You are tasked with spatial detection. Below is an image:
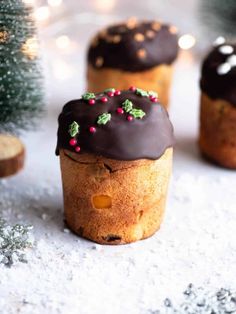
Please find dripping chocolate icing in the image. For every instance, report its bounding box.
[87,20,179,72]
[200,43,236,106]
[56,89,174,161]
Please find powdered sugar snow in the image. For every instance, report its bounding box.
[1,48,236,314]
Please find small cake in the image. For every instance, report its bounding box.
[0,134,25,178]
[199,38,236,168]
[56,87,174,244]
[87,18,179,109]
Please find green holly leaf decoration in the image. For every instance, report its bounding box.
[121,99,146,119]
[130,108,146,119]
[104,88,115,93]
[135,88,149,97]
[68,121,80,137]
[82,92,95,100]
[148,90,158,97]
[122,99,133,113]
[97,113,111,125]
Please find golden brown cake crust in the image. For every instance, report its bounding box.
[0,134,25,178]
[199,92,236,169]
[60,148,173,244]
[87,64,173,109]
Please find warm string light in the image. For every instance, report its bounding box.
[0,31,9,43]
[178,34,196,50]
[21,36,39,60]
[34,6,51,22]
[55,35,80,55]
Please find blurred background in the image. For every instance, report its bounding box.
[23,0,236,97]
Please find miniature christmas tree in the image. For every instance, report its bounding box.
[0,0,43,133]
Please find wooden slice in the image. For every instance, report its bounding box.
[0,134,25,178]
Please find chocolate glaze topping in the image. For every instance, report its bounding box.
[56,89,174,161]
[88,19,179,72]
[200,43,236,106]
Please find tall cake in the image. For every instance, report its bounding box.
[199,38,236,168]
[56,87,174,244]
[87,18,179,109]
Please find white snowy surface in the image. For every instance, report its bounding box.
[1,14,236,314]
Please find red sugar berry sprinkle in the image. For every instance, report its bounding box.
[151,97,158,103]
[88,99,95,105]
[101,97,108,103]
[89,126,96,133]
[114,90,121,96]
[107,91,114,97]
[75,146,81,153]
[129,86,136,92]
[127,115,133,121]
[116,107,124,114]
[69,138,77,146]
